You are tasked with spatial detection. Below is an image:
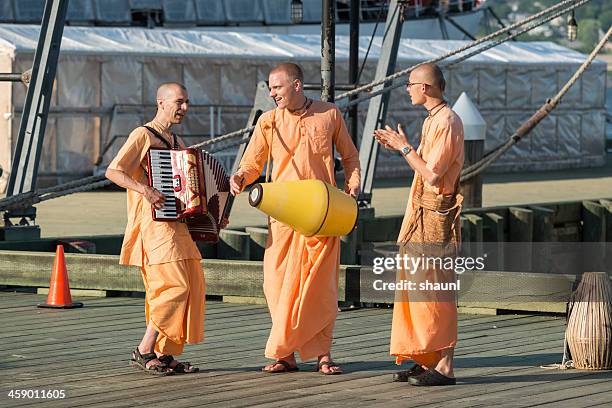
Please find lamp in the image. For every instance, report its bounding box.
[567,10,577,42]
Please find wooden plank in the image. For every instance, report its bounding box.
[217,229,251,260]
[340,230,358,265]
[509,207,533,242]
[3,292,609,408]
[460,139,484,208]
[0,251,360,302]
[482,212,505,242]
[582,200,606,242]
[546,201,583,225]
[530,205,555,273]
[34,331,563,408]
[245,226,268,261]
[463,214,483,257]
[508,207,533,272]
[530,205,555,242]
[600,199,612,242]
[482,212,504,270]
[360,215,403,243]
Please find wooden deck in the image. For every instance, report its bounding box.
[1,292,611,408]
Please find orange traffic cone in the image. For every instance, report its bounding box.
[38,245,83,309]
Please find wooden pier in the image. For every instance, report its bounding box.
[1,292,611,407]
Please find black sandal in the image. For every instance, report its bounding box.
[408,368,456,386]
[392,363,425,382]
[158,355,199,374]
[130,348,174,376]
[315,360,343,375]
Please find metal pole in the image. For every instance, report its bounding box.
[358,0,404,205]
[0,73,23,82]
[321,0,335,102]
[348,0,360,145]
[7,0,69,197]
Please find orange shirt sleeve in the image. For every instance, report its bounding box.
[108,127,150,177]
[424,122,457,178]
[331,106,360,189]
[235,114,271,185]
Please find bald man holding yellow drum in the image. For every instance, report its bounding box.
[230,63,360,375]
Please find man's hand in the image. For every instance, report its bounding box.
[374,123,411,152]
[219,217,229,229]
[143,185,165,209]
[347,185,360,199]
[230,173,245,196]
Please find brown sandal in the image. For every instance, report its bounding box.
[262,360,299,373]
[130,348,173,376]
[158,355,199,374]
[315,360,343,375]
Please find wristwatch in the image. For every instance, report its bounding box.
[400,145,413,156]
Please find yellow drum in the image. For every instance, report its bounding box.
[248,179,358,237]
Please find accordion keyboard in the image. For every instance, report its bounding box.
[148,149,178,220]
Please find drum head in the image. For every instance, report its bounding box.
[248,184,263,207]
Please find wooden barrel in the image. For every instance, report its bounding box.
[566,272,612,370]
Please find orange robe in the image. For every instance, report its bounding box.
[235,100,360,361]
[391,105,464,367]
[108,120,205,355]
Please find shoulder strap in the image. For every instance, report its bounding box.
[143,125,177,150]
[264,109,276,183]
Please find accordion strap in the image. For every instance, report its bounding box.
[143,125,179,150]
[265,109,277,183]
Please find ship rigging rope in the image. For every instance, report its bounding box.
[460,25,612,182]
[0,0,593,211]
[334,0,588,101]
[341,0,591,110]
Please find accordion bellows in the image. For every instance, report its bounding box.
[248,179,358,237]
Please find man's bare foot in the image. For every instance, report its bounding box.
[316,354,342,375]
[262,354,298,373]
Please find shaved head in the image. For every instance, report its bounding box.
[156,82,187,100]
[411,63,446,92]
[270,63,304,84]
[154,82,189,125]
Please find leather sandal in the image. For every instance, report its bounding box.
[262,360,299,373]
[408,368,456,386]
[392,363,425,382]
[315,360,343,375]
[130,348,173,376]
[158,355,199,374]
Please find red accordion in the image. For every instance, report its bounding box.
[146,147,232,242]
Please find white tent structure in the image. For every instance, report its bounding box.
[0,24,607,190]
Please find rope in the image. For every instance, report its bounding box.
[0,123,256,211]
[189,125,255,149]
[340,0,590,110]
[357,0,388,84]
[0,0,592,211]
[460,25,611,182]
[335,0,586,101]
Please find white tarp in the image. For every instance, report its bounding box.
[0,24,607,189]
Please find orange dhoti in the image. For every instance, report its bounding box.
[141,259,205,356]
[391,175,462,368]
[234,101,361,362]
[263,220,340,361]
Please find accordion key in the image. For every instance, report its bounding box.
[147,148,233,242]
